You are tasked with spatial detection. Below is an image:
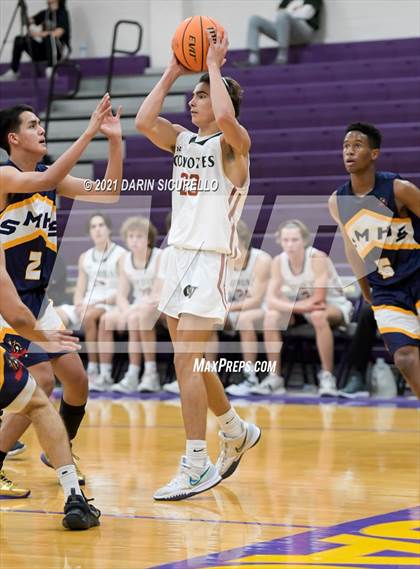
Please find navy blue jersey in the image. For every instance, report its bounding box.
[335,171,420,288]
[0,161,57,293]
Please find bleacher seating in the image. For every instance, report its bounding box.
[37,36,418,287]
[2,36,419,381]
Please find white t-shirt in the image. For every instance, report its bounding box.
[279,246,348,305]
[123,247,161,304]
[82,242,125,304]
[229,248,264,302]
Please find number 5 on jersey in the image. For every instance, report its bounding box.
[375,257,395,279]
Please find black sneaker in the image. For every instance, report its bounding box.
[339,374,369,398]
[62,489,101,530]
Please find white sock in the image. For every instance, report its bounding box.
[217,407,245,439]
[144,361,157,373]
[186,440,208,469]
[127,364,140,377]
[56,464,82,500]
[87,362,98,375]
[100,363,112,377]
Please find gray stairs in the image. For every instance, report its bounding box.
[43,72,197,168]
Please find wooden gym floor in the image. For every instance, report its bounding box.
[0,394,419,568]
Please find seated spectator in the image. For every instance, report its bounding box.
[219,220,272,396]
[0,0,71,81]
[252,219,353,396]
[56,213,125,386]
[95,217,162,393]
[238,0,323,67]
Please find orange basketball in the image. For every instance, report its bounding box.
[172,16,225,73]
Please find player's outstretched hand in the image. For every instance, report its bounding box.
[85,93,113,138]
[39,329,81,353]
[100,105,123,140]
[206,29,228,69]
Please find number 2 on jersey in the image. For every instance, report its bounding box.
[25,251,42,280]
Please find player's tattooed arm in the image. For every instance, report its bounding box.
[394,179,420,217]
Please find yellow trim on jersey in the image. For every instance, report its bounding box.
[359,241,420,259]
[343,208,410,232]
[379,327,420,339]
[416,300,420,309]
[0,347,4,390]
[0,327,17,342]
[0,193,56,217]
[372,305,417,317]
[2,229,57,252]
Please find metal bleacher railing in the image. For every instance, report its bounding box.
[106,20,143,95]
[44,60,82,142]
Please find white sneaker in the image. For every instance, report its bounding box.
[225,376,258,396]
[318,370,338,397]
[215,422,261,480]
[163,380,180,394]
[87,372,100,390]
[138,370,160,393]
[250,374,286,395]
[0,69,18,81]
[153,456,221,501]
[111,372,139,393]
[90,373,113,392]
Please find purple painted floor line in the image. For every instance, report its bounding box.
[79,423,419,434]
[0,506,319,529]
[53,389,420,409]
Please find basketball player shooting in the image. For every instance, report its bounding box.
[136,28,261,501]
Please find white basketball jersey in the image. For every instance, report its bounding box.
[123,247,161,303]
[229,248,262,302]
[279,247,347,304]
[82,243,125,304]
[168,131,249,259]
